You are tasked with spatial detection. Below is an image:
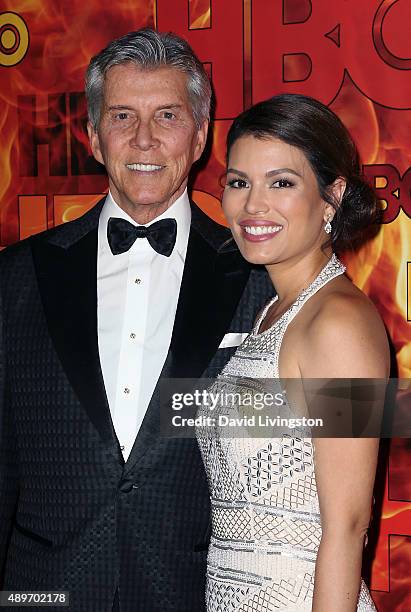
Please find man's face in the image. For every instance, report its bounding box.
[88,63,208,223]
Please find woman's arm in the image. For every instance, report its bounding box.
[299,293,389,612]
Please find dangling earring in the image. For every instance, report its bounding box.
[324,217,332,234]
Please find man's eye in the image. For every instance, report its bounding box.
[160,111,176,120]
[273,178,293,188]
[227,178,249,189]
[114,112,129,121]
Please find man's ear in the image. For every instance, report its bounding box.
[87,121,104,166]
[193,119,209,163]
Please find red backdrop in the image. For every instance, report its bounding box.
[0,1,410,608]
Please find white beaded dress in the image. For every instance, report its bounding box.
[196,255,377,612]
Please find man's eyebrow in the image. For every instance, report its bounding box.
[156,104,183,109]
[106,104,184,111]
[106,105,135,111]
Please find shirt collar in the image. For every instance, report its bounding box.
[99,188,191,258]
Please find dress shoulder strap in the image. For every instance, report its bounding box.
[286,254,346,326]
[268,254,345,377]
[253,295,278,334]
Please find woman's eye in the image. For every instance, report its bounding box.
[227,178,249,189]
[273,178,293,188]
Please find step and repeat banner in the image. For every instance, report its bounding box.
[0,0,410,608]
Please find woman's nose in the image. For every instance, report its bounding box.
[244,187,270,215]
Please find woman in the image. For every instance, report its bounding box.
[196,94,389,611]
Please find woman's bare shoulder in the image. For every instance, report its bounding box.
[298,279,390,377]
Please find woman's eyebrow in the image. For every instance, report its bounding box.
[266,168,302,178]
[226,168,248,178]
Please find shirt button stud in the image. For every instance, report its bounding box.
[124,387,130,394]
[135,278,141,284]
[130,333,136,339]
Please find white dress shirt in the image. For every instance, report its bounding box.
[97,190,191,460]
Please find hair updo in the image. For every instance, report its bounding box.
[226,94,378,252]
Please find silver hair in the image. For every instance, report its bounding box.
[85,28,211,129]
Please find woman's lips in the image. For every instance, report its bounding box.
[239,221,283,242]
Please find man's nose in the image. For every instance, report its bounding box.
[129,120,158,150]
[244,187,270,215]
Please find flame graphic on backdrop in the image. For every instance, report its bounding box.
[372,535,411,610]
[189,0,211,29]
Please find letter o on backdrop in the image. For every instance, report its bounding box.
[0,12,29,67]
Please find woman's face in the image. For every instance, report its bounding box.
[222,135,334,266]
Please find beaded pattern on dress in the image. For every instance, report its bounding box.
[197,254,377,611]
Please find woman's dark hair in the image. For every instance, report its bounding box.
[226,94,378,251]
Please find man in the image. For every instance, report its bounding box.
[0,29,272,611]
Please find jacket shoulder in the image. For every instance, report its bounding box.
[190,200,234,252]
[0,198,105,264]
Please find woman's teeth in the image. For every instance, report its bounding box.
[243,225,282,235]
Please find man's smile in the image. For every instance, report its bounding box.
[125,163,165,172]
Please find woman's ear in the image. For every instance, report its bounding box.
[323,177,346,222]
[330,177,346,207]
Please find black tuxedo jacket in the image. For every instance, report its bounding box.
[0,199,273,611]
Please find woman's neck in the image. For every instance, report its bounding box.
[266,249,334,307]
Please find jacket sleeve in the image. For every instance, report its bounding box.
[0,278,19,585]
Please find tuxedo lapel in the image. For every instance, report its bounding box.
[123,203,250,473]
[31,202,124,465]
[167,226,249,379]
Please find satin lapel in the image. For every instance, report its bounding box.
[167,226,250,379]
[123,219,250,473]
[32,228,123,463]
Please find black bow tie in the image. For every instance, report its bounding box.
[107,217,177,257]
